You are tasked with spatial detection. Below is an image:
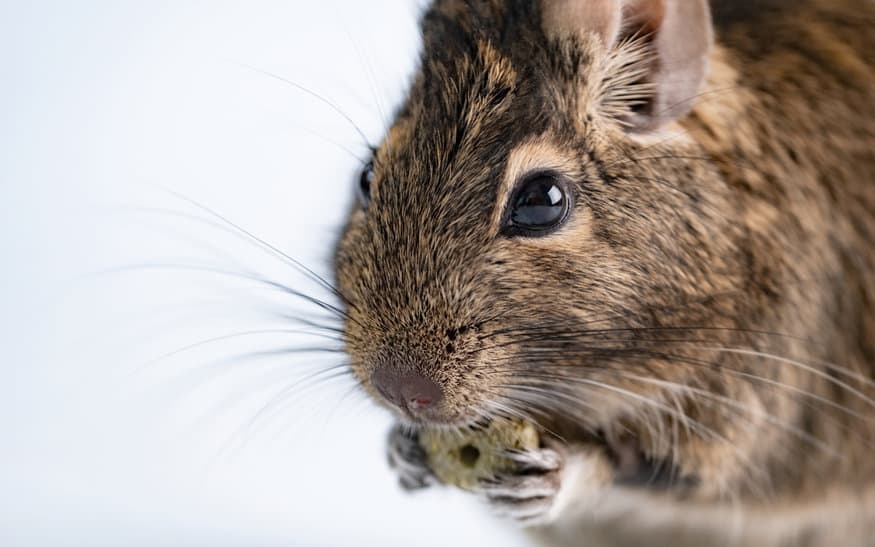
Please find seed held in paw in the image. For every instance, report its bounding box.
[419,418,539,491]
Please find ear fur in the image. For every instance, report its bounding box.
[542,0,714,132]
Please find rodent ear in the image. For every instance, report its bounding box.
[542,0,714,132]
[542,0,623,47]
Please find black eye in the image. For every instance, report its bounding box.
[502,173,571,237]
[358,161,375,207]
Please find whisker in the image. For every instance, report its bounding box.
[331,2,393,143]
[154,186,349,305]
[514,372,726,444]
[102,262,350,320]
[481,392,567,443]
[293,125,369,165]
[489,339,873,422]
[223,364,354,454]
[313,378,367,432]
[268,312,346,335]
[134,329,344,373]
[495,369,773,491]
[697,346,875,410]
[615,372,841,459]
[235,62,373,148]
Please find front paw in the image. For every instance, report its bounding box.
[387,424,436,491]
[476,446,563,526]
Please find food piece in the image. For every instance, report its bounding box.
[419,418,539,490]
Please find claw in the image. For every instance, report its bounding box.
[501,447,562,472]
[478,473,559,498]
[386,424,436,492]
[475,446,565,526]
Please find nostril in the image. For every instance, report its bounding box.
[371,368,443,413]
[400,372,443,411]
[408,395,433,410]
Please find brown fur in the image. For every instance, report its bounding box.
[334,0,875,544]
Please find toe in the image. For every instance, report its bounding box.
[478,473,559,498]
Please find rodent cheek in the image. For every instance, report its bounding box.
[333,230,370,305]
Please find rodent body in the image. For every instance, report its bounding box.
[333,1,875,545]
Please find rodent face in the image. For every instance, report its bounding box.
[335,1,747,433]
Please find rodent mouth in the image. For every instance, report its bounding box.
[395,406,477,429]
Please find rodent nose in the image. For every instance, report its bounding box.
[371,368,443,413]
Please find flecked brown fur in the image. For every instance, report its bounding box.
[334,1,875,544]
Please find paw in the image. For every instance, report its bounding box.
[476,446,563,526]
[386,424,435,491]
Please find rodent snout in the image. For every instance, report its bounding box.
[371,368,444,416]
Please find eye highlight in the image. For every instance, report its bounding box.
[357,161,375,207]
[502,172,571,237]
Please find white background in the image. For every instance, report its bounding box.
[0,2,528,546]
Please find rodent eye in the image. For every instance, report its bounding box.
[358,161,375,208]
[502,172,571,237]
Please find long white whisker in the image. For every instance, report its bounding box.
[616,372,841,459]
[695,346,875,409]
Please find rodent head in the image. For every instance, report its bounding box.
[335,0,740,434]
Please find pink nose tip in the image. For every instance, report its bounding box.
[371,369,443,413]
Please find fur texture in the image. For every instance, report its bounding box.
[333,0,875,545]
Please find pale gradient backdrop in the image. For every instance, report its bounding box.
[0,2,527,546]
